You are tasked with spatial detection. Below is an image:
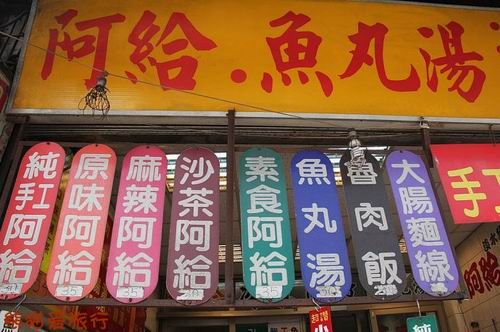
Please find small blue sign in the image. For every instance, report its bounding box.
[291,150,351,302]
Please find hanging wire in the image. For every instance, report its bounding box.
[2,293,27,330]
[78,71,110,117]
[311,297,321,311]
[416,297,422,317]
[13,293,26,312]
[0,30,353,129]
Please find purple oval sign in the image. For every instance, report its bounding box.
[386,150,459,296]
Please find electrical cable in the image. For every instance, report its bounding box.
[0,30,353,129]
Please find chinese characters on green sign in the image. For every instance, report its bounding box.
[239,148,295,302]
[407,315,439,332]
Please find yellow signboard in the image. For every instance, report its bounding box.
[11,0,500,119]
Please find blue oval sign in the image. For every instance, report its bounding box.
[291,150,351,302]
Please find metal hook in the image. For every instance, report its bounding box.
[13,293,27,312]
[312,297,321,312]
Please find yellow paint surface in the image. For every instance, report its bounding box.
[12,0,500,118]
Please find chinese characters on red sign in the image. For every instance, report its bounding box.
[40,9,493,102]
[309,307,334,332]
[431,144,500,224]
[0,142,65,300]
[106,145,167,303]
[47,144,116,301]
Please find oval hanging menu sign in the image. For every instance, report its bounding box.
[166,147,220,305]
[290,150,351,303]
[239,147,295,302]
[340,150,406,300]
[106,145,167,303]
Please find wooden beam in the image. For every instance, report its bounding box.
[0,293,464,310]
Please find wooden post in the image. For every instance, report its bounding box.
[0,123,25,220]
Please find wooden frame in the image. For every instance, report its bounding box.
[0,115,468,311]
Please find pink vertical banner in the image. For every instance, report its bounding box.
[0,142,65,299]
[166,147,220,305]
[106,145,167,303]
[47,144,116,301]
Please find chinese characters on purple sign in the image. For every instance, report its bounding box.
[386,150,458,296]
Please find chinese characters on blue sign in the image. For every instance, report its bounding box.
[290,150,351,303]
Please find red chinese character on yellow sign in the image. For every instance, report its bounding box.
[431,144,500,224]
[41,9,125,89]
[339,22,420,92]
[125,11,217,90]
[418,21,485,103]
[259,11,333,97]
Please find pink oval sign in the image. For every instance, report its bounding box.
[106,145,167,303]
[0,142,65,299]
[47,144,116,301]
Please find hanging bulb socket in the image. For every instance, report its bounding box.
[96,71,108,89]
[348,129,364,163]
[78,70,110,117]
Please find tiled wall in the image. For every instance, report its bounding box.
[444,223,500,332]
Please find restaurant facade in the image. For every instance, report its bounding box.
[0,0,499,331]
